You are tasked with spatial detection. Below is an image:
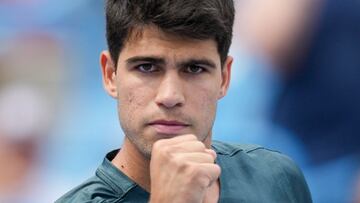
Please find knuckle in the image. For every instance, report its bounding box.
[170,154,188,169]
[188,166,206,181]
[197,173,211,189]
[152,140,163,151]
[177,160,190,172]
[206,153,215,163]
[186,134,197,140]
[196,142,206,150]
[170,154,180,165]
[184,164,196,176]
[159,147,171,159]
[153,143,172,160]
[214,164,221,176]
[183,164,217,189]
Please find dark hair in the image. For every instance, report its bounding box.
[105,0,235,67]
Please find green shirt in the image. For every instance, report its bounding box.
[56,141,312,203]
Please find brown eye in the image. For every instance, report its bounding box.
[137,63,157,73]
[186,65,204,74]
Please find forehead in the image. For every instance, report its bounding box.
[118,26,221,64]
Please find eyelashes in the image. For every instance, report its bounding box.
[134,63,207,74]
[136,63,158,73]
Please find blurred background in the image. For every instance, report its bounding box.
[0,0,359,202]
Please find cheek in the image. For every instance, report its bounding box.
[202,91,218,117]
[119,90,138,117]
[188,88,218,139]
[117,91,142,135]
[117,83,152,123]
[190,85,219,120]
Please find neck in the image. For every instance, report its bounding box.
[112,137,151,191]
[203,131,213,149]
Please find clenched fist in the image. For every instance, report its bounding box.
[149,134,220,203]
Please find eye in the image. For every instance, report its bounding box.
[185,65,205,74]
[136,63,158,73]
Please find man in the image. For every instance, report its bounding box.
[56,0,312,202]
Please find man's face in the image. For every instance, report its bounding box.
[101,26,232,158]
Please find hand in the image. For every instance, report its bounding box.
[149,134,220,203]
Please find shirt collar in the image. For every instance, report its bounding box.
[96,149,137,197]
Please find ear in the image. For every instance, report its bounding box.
[218,56,233,99]
[100,51,117,99]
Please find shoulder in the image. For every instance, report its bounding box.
[212,140,305,179]
[212,140,265,155]
[55,150,134,203]
[212,140,312,202]
[55,174,122,203]
[212,140,301,171]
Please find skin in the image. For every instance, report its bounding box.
[101,26,232,203]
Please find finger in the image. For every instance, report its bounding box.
[171,140,206,153]
[174,152,215,164]
[157,134,198,145]
[204,149,217,160]
[197,163,221,187]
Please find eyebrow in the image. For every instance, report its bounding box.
[178,58,217,69]
[126,56,165,65]
[125,56,217,69]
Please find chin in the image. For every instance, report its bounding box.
[135,139,154,159]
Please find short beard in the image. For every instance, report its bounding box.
[126,134,153,160]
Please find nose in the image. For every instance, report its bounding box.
[155,72,185,109]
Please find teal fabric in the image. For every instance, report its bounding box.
[56,141,312,203]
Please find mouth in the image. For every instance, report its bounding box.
[148,120,190,135]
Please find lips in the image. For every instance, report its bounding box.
[148,120,190,135]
